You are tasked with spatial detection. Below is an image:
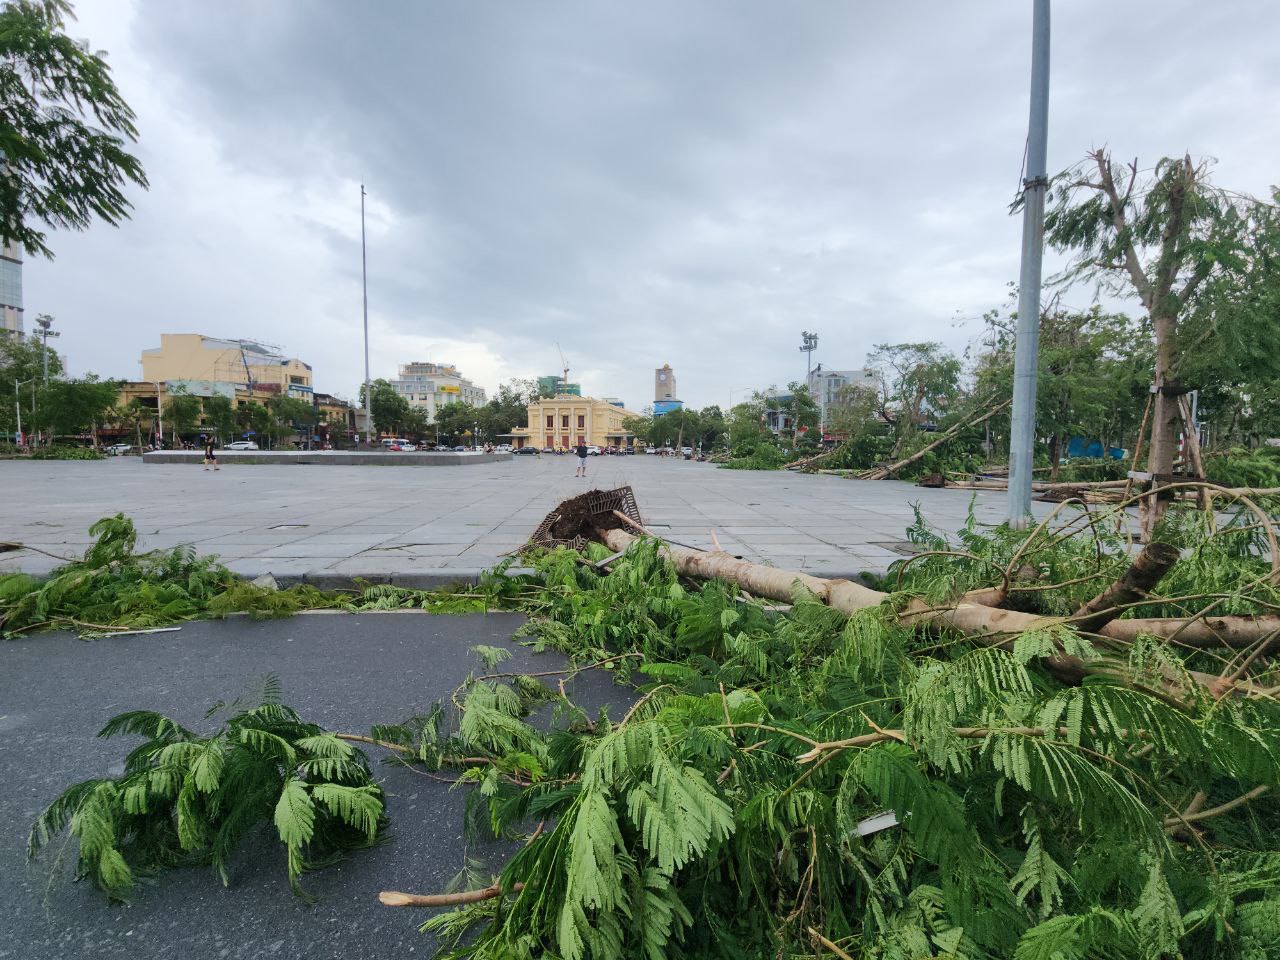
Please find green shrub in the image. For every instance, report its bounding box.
[1054,457,1129,482]
[1205,447,1280,488]
[26,445,104,460]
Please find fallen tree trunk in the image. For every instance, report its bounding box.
[858,401,1010,481]
[596,528,1267,699]
[1070,541,1182,634]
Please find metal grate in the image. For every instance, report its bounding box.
[528,485,643,551]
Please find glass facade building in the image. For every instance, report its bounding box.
[0,243,22,337]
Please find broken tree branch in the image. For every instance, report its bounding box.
[379,881,525,908]
[858,401,1011,481]
[1070,541,1182,633]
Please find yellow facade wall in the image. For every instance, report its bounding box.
[509,394,642,450]
[141,334,312,394]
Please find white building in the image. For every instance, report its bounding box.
[390,362,487,420]
[808,365,883,428]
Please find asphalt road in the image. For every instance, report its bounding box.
[0,612,630,960]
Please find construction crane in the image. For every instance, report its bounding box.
[556,342,570,391]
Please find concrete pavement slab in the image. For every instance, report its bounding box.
[0,457,1058,580]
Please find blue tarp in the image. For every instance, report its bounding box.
[1066,437,1126,460]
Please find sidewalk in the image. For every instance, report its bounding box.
[0,456,1051,585]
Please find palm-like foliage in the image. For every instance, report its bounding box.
[29,683,386,899]
[419,513,1280,959]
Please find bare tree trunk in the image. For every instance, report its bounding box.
[1141,317,1182,540]
[1048,434,1061,482]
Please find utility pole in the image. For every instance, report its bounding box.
[1006,0,1051,530]
[360,184,372,445]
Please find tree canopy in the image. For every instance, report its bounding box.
[0,0,148,257]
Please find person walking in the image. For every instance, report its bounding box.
[202,434,220,471]
[575,440,588,478]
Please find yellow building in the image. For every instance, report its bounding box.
[509,393,642,451]
[141,334,313,398]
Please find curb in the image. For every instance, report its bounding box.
[272,568,536,591]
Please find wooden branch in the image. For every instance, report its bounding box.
[1070,541,1182,633]
[1161,786,1270,828]
[595,527,1257,703]
[1092,150,1155,310]
[859,400,1010,481]
[379,881,525,908]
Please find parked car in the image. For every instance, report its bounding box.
[495,443,512,452]
[681,446,693,458]
[433,444,449,451]
[225,440,259,451]
[513,446,539,455]
[388,442,418,451]
[453,445,466,452]
[105,443,134,456]
[586,445,601,456]
[644,447,657,455]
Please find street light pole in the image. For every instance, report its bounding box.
[152,381,163,448]
[35,314,58,384]
[360,184,372,446]
[799,331,818,386]
[1007,0,1051,530]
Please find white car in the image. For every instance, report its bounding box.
[105,443,133,456]
[681,446,693,457]
[495,443,512,452]
[225,440,260,451]
[586,445,601,456]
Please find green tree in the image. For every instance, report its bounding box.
[235,401,271,445]
[0,332,61,441]
[1044,151,1276,525]
[974,305,1152,476]
[0,0,148,257]
[359,379,411,437]
[163,386,201,444]
[266,394,317,448]
[867,342,961,441]
[726,399,773,457]
[202,395,236,444]
[43,374,117,444]
[433,400,479,444]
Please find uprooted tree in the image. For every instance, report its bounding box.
[24,487,1280,958]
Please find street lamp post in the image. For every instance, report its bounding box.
[473,422,478,451]
[34,314,59,384]
[360,184,372,446]
[799,331,818,385]
[151,381,163,448]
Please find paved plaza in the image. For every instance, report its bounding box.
[0,456,1051,583]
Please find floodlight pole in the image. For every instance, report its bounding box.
[1007,0,1051,529]
[361,184,372,445]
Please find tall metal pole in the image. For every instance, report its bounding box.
[1006,0,1051,530]
[360,184,372,445]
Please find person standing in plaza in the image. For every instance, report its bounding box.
[202,434,220,471]
[575,440,588,478]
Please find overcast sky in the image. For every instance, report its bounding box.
[27,1,1280,409]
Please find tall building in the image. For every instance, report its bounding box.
[654,363,677,401]
[0,241,22,338]
[141,334,313,398]
[808,365,882,428]
[508,392,643,451]
[653,363,683,415]
[537,374,580,397]
[390,362,487,420]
